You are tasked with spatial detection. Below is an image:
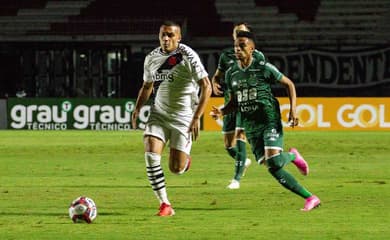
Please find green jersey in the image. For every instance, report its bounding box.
[217,48,265,102]
[225,54,283,136]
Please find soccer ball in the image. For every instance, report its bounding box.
[68,196,97,223]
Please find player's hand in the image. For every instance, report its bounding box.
[212,81,223,96]
[210,106,222,120]
[131,109,139,129]
[188,117,200,141]
[288,114,299,128]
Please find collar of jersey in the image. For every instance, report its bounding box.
[237,57,254,71]
[159,44,180,56]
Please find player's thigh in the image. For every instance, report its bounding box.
[235,111,245,141]
[169,128,192,172]
[144,116,169,154]
[144,135,165,154]
[169,126,192,157]
[222,113,236,133]
[247,134,265,163]
[263,128,284,159]
[169,148,189,172]
[235,128,246,141]
[223,113,237,147]
[224,132,236,148]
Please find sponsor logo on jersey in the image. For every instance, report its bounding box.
[240,104,259,112]
[154,71,173,82]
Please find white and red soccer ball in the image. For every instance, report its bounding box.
[68,196,97,223]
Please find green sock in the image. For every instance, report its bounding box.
[268,154,312,198]
[283,152,295,164]
[233,140,247,181]
[226,147,237,160]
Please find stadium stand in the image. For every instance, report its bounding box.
[60,0,231,36]
[0,0,388,46]
[0,0,232,98]
[0,1,388,98]
[0,0,232,39]
[0,1,92,34]
[215,0,390,47]
[0,0,47,15]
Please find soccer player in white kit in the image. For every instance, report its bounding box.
[131,20,212,216]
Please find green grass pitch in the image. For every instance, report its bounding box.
[0,130,389,240]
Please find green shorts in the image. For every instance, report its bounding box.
[247,127,284,162]
[222,112,237,133]
[222,111,244,134]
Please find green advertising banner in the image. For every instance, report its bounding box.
[6,98,146,130]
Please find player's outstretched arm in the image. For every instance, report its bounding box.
[279,75,299,127]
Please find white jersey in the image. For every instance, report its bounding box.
[143,43,208,118]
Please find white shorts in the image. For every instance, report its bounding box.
[144,111,192,155]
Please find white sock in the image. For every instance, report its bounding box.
[145,152,170,205]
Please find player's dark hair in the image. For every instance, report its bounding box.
[234,22,253,33]
[236,30,256,44]
[161,20,181,29]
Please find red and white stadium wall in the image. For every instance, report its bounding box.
[2,97,390,131]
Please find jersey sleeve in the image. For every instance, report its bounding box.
[224,67,233,94]
[143,55,153,83]
[190,51,209,81]
[224,67,238,106]
[265,62,283,83]
[217,52,229,73]
[254,50,266,62]
[218,47,237,73]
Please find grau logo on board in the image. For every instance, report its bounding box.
[8,99,136,130]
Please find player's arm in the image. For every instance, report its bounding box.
[189,76,212,140]
[210,94,237,119]
[210,67,236,119]
[279,75,298,127]
[131,81,153,129]
[211,69,224,96]
[219,94,237,115]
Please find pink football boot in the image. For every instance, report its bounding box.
[289,148,309,176]
[301,195,321,211]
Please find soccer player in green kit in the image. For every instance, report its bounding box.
[211,31,321,211]
[212,23,266,189]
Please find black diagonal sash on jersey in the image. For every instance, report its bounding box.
[157,53,183,73]
[151,53,183,101]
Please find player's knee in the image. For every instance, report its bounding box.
[169,164,180,174]
[257,156,265,165]
[173,155,191,175]
[144,152,161,167]
[266,153,284,173]
[223,133,236,148]
[236,130,245,140]
[226,147,237,158]
[168,157,187,174]
[169,162,187,175]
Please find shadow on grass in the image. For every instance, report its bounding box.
[132,206,245,211]
[0,211,126,216]
[59,185,206,189]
